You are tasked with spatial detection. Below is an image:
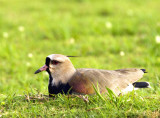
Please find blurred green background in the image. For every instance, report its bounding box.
[0,0,160,117]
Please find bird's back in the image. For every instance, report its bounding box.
[69,68,144,95]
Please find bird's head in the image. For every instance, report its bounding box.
[35,54,76,75]
[34,54,76,85]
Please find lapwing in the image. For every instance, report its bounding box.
[34,54,150,96]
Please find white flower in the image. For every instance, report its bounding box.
[120,51,125,56]
[105,21,112,29]
[26,62,31,67]
[3,32,9,38]
[69,38,75,44]
[28,53,33,58]
[18,26,25,32]
[155,35,160,44]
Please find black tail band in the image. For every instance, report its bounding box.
[133,82,150,88]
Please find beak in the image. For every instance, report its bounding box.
[34,65,48,74]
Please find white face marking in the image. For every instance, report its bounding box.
[47,54,55,59]
[49,76,57,86]
[52,79,59,86]
[47,54,69,62]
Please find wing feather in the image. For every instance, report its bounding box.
[69,68,144,95]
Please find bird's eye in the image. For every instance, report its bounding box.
[51,60,59,65]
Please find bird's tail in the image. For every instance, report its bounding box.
[121,82,150,94]
[132,82,150,88]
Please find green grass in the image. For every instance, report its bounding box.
[0,0,160,117]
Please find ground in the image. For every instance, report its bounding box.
[0,0,160,117]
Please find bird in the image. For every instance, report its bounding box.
[34,54,150,96]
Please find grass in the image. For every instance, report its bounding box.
[0,0,160,117]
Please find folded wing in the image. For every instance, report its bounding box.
[69,68,145,95]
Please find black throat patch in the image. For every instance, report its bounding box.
[48,74,72,96]
[45,57,72,96]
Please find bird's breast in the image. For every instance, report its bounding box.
[48,74,72,95]
[48,82,72,95]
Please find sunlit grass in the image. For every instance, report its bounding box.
[0,0,160,117]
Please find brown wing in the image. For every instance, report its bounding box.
[68,68,145,95]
